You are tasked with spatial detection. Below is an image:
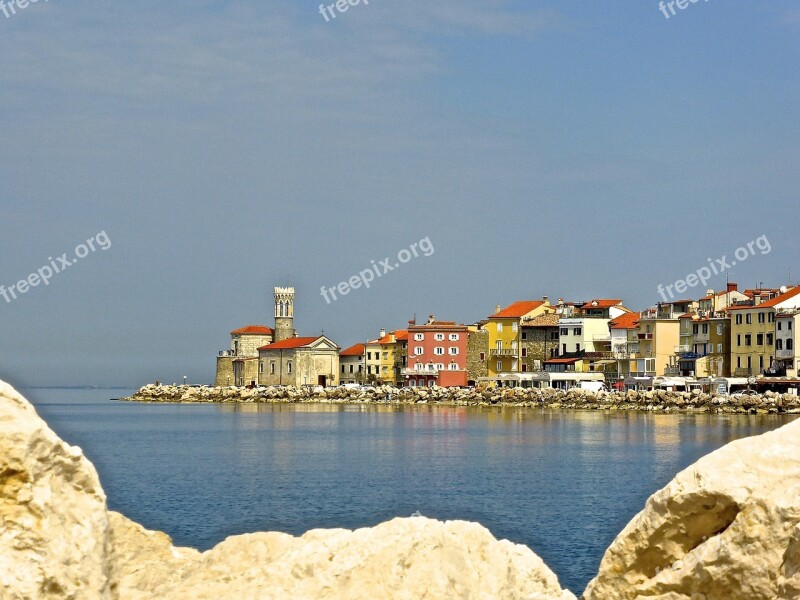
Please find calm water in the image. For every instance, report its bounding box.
[23,388,796,594]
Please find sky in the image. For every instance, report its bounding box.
[0,0,798,387]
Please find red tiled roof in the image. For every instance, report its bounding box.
[609,312,640,330]
[678,313,696,319]
[544,358,580,364]
[258,337,320,351]
[340,343,366,357]
[758,286,800,308]
[231,325,274,335]
[490,301,544,319]
[583,299,623,309]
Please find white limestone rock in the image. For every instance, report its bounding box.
[583,416,800,600]
[0,381,110,600]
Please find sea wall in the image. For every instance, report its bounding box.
[123,383,800,414]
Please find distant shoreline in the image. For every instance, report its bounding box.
[121,384,800,415]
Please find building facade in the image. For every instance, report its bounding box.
[404,317,469,387]
[257,336,340,387]
[339,343,366,384]
[487,299,552,380]
[214,325,274,386]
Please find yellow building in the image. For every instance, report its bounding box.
[365,329,408,385]
[729,287,800,377]
[629,314,679,378]
[487,298,552,379]
[671,314,730,378]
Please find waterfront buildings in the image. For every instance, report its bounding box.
[487,299,553,378]
[212,280,800,390]
[404,316,469,387]
[729,287,800,377]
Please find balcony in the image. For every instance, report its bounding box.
[695,333,710,343]
[638,333,653,341]
[613,352,634,360]
[592,333,611,342]
[674,345,692,354]
[733,368,756,377]
[490,348,518,357]
[218,350,236,357]
[402,367,438,376]
[664,366,682,377]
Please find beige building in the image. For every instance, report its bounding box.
[340,343,366,384]
[214,325,274,386]
[257,336,340,387]
[629,312,680,378]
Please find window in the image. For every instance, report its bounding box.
[702,324,709,334]
[767,333,774,346]
[746,313,752,325]
[573,328,582,336]
[497,323,503,332]
[550,331,559,341]
[757,334,764,346]
[511,360,518,370]
[778,321,783,331]
[367,352,372,360]
[735,314,743,325]
[522,364,528,372]
[576,343,581,352]
[449,363,459,371]
[434,347,445,355]
[789,339,795,350]
[287,361,292,374]
[449,347,459,355]
[758,313,766,324]
[414,333,424,341]
[790,321,794,330]
[745,334,752,347]
[270,361,276,374]
[434,333,445,341]
[349,365,354,373]
[693,324,699,334]
[496,361,502,371]
[259,362,264,374]
[717,343,723,353]
[769,313,775,323]
[737,334,741,347]
[382,352,388,360]
[479,352,486,361]
[777,339,784,351]
[496,340,502,351]
[560,328,568,336]
[415,363,424,371]
[512,322,518,332]
[449,333,459,341]
[436,363,445,371]
[521,331,527,340]
[717,324,724,336]
[414,347,423,355]
[521,348,527,357]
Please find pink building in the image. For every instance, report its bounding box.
[404,316,469,387]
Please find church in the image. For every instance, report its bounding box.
[214,287,340,387]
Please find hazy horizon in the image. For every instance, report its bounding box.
[1,1,798,387]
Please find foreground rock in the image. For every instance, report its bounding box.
[583,415,800,600]
[123,383,800,414]
[0,381,574,600]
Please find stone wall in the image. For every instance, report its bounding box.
[466,329,488,383]
[213,356,235,387]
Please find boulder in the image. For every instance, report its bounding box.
[583,416,800,600]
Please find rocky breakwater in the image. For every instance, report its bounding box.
[124,383,800,414]
[0,381,575,600]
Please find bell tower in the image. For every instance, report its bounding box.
[274,287,296,342]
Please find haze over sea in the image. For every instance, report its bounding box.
[26,387,796,594]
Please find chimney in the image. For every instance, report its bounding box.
[727,282,738,293]
[495,304,501,314]
[427,314,435,325]
[543,296,550,305]
[380,328,386,338]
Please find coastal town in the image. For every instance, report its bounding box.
[213,283,800,396]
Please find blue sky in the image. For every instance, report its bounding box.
[1,1,798,386]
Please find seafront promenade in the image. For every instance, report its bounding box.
[123,383,800,414]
